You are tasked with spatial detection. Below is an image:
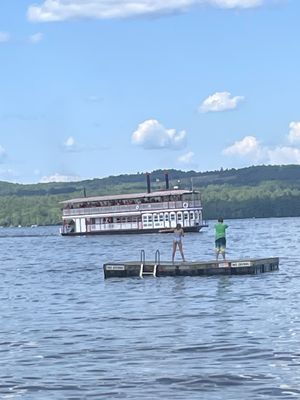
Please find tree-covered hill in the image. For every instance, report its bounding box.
[1,165,300,226]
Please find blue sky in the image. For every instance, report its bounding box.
[0,0,300,183]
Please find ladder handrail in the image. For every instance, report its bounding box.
[139,263,144,278]
[153,264,157,277]
[140,249,145,264]
[140,250,145,278]
[140,249,159,278]
[155,249,160,265]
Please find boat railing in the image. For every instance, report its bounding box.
[62,200,202,217]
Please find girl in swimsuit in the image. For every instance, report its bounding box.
[172,223,186,263]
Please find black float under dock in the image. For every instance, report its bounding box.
[103,257,279,279]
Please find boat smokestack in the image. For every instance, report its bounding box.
[146,172,151,193]
[164,171,169,190]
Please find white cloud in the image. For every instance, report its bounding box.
[199,91,244,113]
[86,95,103,103]
[65,136,75,146]
[178,151,195,164]
[27,0,266,22]
[63,136,76,151]
[211,0,263,8]
[0,32,10,43]
[40,173,81,183]
[266,146,300,165]
[62,136,102,152]
[132,119,187,150]
[29,32,44,44]
[0,168,16,179]
[287,121,300,144]
[223,124,300,165]
[223,136,260,157]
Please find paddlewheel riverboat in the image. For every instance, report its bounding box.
[60,173,207,236]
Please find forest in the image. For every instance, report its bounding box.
[1,164,300,226]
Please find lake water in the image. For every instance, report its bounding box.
[0,217,299,399]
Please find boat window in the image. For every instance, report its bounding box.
[184,212,189,220]
[147,196,160,203]
[177,212,182,220]
[190,212,194,220]
[164,214,169,221]
[154,214,158,222]
[148,215,153,222]
[159,213,164,222]
[182,193,200,202]
[170,213,175,221]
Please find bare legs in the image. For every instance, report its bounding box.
[172,241,185,263]
[216,249,226,261]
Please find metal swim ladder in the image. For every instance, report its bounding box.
[139,249,160,278]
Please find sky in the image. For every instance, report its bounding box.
[0,0,300,183]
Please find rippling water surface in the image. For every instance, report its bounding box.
[1,217,300,399]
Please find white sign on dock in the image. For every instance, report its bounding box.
[105,265,125,271]
[231,261,252,268]
[219,262,229,268]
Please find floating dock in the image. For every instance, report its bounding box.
[103,257,279,279]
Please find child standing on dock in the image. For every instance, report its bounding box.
[172,223,186,263]
[215,218,228,260]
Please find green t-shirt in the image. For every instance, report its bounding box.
[215,222,228,240]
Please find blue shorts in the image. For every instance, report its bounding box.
[215,237,226,252]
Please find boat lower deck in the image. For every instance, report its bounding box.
[103,257,279,279]
[61,225,206,236]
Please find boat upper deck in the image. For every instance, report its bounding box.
[61,189,198,205]
[61,189,202,218]
[62,200,202,217]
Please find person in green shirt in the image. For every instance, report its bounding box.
[214,217,229,260]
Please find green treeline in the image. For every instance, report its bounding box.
[1,165,300,226]
[0,195,63,227]
[202,182,300,219]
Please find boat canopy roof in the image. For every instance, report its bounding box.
[60,189,199,205]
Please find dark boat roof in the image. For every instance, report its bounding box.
[60,189,198,205]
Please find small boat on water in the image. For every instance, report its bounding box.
[60,172,207,236]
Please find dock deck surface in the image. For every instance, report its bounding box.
[103,257,279,279]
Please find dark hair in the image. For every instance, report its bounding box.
[176,223,182,229]
[218,217,223,223]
